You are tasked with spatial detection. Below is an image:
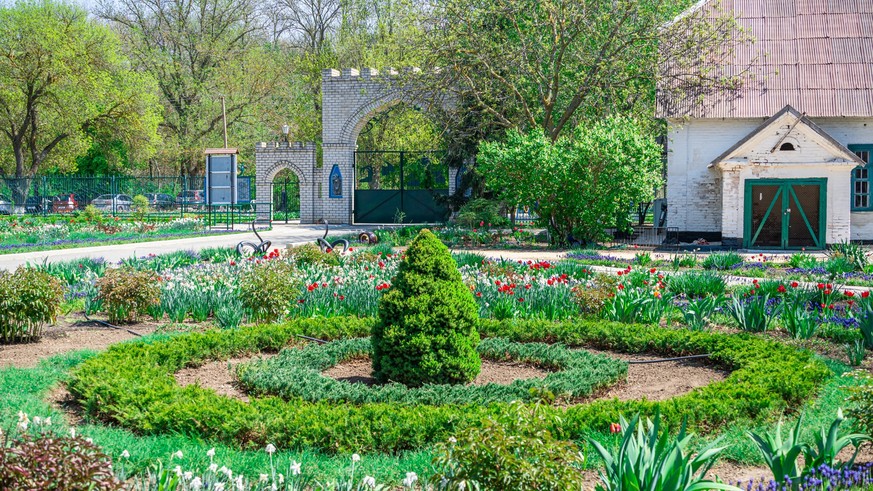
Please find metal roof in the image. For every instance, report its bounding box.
[657,0,873,119]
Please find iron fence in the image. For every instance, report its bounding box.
[0,175,256,223]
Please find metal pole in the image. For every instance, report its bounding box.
[221,96,228,149]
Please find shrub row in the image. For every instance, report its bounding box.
[236,337,627,405]
[68,317,831,454]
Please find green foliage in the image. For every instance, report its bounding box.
[588,412,739,491]
[633,252,653,266]
[478,118,663,244]
[845,370,873,435]
[702,252,743,271]
[845,341,866,367]
[802,409,871,472]
[286,243,341,267]
[0,267,64,343]
[787,252,819,270]
[0,0,160,180]
[431,403,585,491]
[96,266,160,323]
[237,337,626,405]
[68,317,831,454]
[727,294,781,333]
[132,194,150,221]
[454,198,509,228]
[825,256,855,276]
[857,309,873,349]
[667,271,726,298]
[681,296,721,331]
[238,260,299,323]
[603,287,672,324]
[83,204,104,224]
[372,229,481,386]
[781,303,819,340]
[0,433,121,490]
[828,242,869,272]
[747,416,806,483]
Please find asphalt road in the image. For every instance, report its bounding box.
[0,223,367,270]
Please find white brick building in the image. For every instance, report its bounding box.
[660,0,873,249]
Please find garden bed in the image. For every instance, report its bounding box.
[67,316,830,453]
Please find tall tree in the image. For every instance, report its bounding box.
[416,0,754,141]
[0,0,160,203]
[98,0,288,175]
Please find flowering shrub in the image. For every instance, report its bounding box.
[238,259,299,323]
[96,266,161,323]
[0,267,64,343]
[286,242,341,267]
[571,273,618,314]
[372,229,481,386]
[431,402,585,491]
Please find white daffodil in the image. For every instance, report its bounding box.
[183,471,193,480]
[207,447,216,458]
[265,443,276,454]
[363,476,377,488]
[403,471,418,488]
[173,450,183,459]
[44,417,51,426]
[209,463,218,473]
[189,477,203,490]
[259,474,268,482]
[290,461,301,476]
[121,450,130,459]
[352,453,361,463]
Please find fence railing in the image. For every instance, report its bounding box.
[0,175,255,222]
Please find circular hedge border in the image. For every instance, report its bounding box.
[68,317,832,454]
[236,337,627,405]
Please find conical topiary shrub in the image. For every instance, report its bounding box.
[372,229,481,386]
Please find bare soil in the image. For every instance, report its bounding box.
[322,357,553,386]
[584,349,729,401]
[174,355,275,402]
[0,320,156,369]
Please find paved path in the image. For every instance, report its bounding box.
[0,224,366,270]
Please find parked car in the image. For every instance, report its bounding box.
[91,194,134,212]
[0,195,12,215]
[176,190,204,207]
[144,193,175,210]
[51,193,79,213]
[25,196,52,214]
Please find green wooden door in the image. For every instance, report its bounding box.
[744,179,826,249]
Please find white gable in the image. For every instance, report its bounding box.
[709,106,865,168]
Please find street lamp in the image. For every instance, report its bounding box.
[281,123,289,142]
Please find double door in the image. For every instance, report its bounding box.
[744,179,826,249]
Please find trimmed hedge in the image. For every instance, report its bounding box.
[236,337,627,405]
[68,317,831,454]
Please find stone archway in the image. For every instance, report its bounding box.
[254,143,317,223]
[255,68,455,224]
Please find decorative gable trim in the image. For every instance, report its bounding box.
[708,105,866,169]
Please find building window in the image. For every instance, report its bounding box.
[779,142,796,151]
[850,145,873,211]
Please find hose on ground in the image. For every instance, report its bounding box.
[82,311,143,337]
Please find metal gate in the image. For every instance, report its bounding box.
[272,172,300,223]
[744,178,826,249]
[354,151,449,223]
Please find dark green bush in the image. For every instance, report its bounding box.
[68,316,831,454]
[455,198,510,228]
[237,337,626,405]
[431,403,585,491]
[372,229,481,386]
[0,267,64,343]
[96,266,161,323]
[846,370,873,435]
[238,260,299,323]
[0,433,121,490]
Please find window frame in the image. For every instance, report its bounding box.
[849,144,873,211]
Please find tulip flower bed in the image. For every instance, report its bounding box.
[0,215,229,254]
[67,316,829,454]
[235,337,627,405]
